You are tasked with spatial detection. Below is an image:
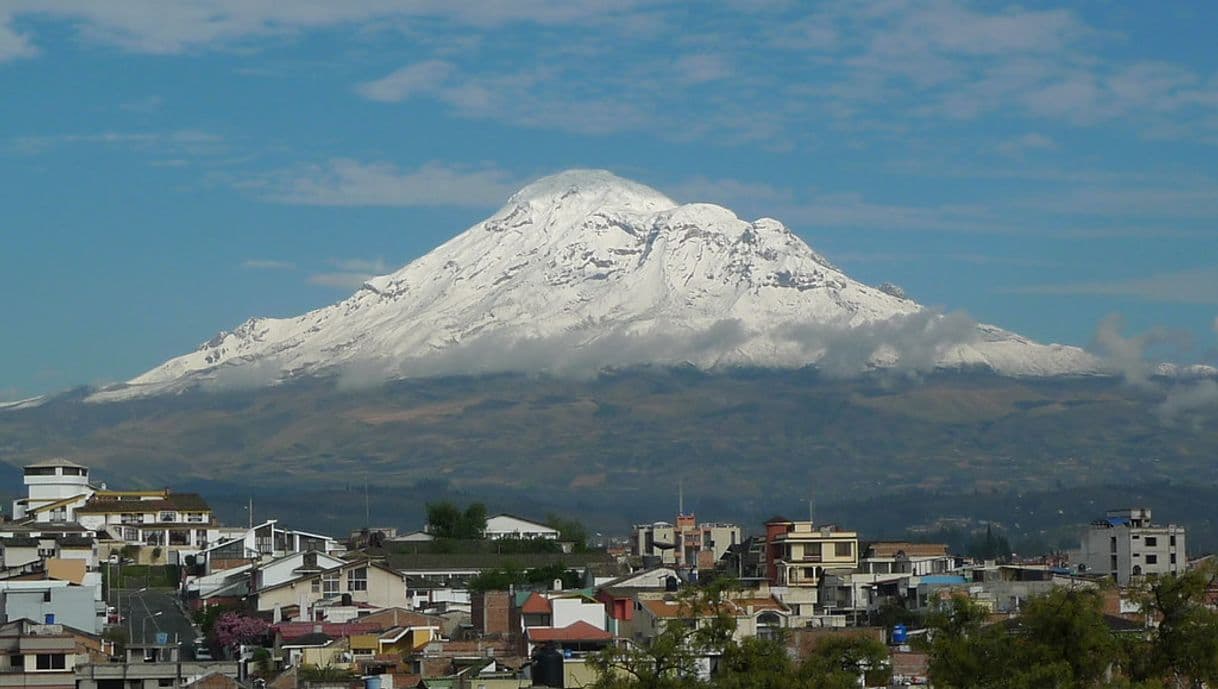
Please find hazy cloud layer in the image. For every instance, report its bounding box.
[250,160,522,208]
[308,257,389,290]
[1008,266,1218,305]
[241,259,295,270]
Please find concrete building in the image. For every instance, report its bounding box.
[255,559,409,621]
[0,619,108,689]
[631,514,742,569]
[76,643,238,689]
[0,581,104,635]
[763,516,859,589]
[482,514,559,540]
[1076,508,1186,585]
[10,460,95,523]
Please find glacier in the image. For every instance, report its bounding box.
[89,169,1101,401]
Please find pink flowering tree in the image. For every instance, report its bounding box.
[213,612,270,649]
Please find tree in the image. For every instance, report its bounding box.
[213,612,270,649]
[714,636,795,689]
[928,589,1121,689]
[798,634,892,689]
[425,501,487,539]
[298,664,358,682]
[589,581,738,689]
[425,501,462,538]
[1136,564,1218,689]
[467,562,582,592]
[546,513,590,551]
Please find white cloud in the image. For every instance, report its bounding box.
[1007,267,1218,305]
[307,257,391,290]
[672,54,731,84]
[251,159,522,208]
[241,259,295,270]
[10,129,224,155]
[0,12,38,61]
[119,95,163,113]
[330,258,386,273]
[995,132,1056,156]
[355,60,453,102]
[5,1,654,55]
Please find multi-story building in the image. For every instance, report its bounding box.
[631,514,742,569]
[10,460,95,523]
[0,581,105,635]
[75,491,219,563]
[0,619,109,689]
[76,642,238,689]
[762,516,859,589]
[10,460,224,565]
[1075,507,1186,585]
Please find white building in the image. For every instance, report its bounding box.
[483,514,559,540]
[196,520,342,574]
[0,580,104,634]
[632,515,742,569]
[10,459,95,523]
[1075,507,1186,585]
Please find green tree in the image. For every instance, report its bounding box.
[799,634,892,689]
[928,589,1121,689]
[714,636,796,689]
[425,501,462,538]
[546,513,590,551]
[589,581,738,689]
[460,502,488,539]
[1138,564,1218,689]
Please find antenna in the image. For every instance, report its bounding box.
[678,479,684,517]
[248,496,253,529]
[808,497,814,524]
[364,473,370,530]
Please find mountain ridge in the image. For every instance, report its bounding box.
[92,169,1100,402]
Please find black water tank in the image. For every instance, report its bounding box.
[532,645,564,688]
[665,576,679,592]
[341,593,353,606]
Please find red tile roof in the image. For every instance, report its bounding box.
[525,621,612,642]
[520,592,553,615]
[273,622,383,641]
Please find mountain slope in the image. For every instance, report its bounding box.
[93,170,1097,401]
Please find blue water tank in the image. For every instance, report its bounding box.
[44,613,55,624]
[892,624,908,644]
[363,676,382,689]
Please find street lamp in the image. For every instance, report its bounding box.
[143,611,164,644]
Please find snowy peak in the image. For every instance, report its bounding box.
[508,168,676,211]
[92,170,1101,401]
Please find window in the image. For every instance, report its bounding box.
[159,511,177,522]
[10,654,24,669]
[323,572,340,595]
[38,547,56,558]
[834,542,853,558]
[158,680,175,687]
[35,654,66,670]
[1170,535,1177,547]
[1170,553,1177,565]
[1145,537,1157,547]
[187,513,206,523]
[1146,554,1159,565]
[311,579,321,594]
[347,567,368,592]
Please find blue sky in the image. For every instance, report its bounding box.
[2,1,1217,400]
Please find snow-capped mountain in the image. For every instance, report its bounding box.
[91,170,1100,401]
